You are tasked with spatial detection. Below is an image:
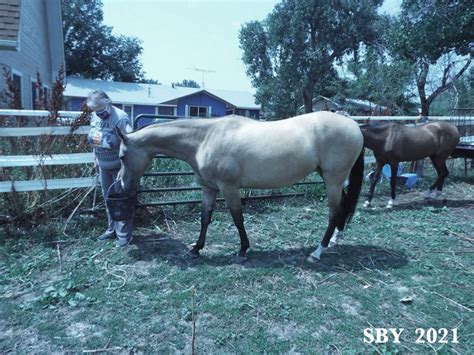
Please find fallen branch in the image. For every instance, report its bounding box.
[191,285,196,355]
[82,346,124,353]
[62,184,95,235]
[56,243,62,272]
[422,288,473,313]
[448,230,474,243]
[335,266,371,286]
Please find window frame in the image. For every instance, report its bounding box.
[11,69,23,107]
[189,105,208,118]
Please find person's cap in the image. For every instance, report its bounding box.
[86,90,111,112]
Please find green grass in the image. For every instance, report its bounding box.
[1,161,473,353]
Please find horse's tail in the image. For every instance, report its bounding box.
[342,149,364,225]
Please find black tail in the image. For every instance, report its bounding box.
[342,149,364,225]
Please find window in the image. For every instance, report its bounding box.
[157,106,175,116]
[11,71,22,107]
[31,81,38,109]
[31,81,49,109]
[189,105,208,118]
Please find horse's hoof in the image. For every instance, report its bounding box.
[328,239,338,248]
[386,199,395,209]
[423,190,435,199]
[363,201,371,208]
[233,255,247,264]
[306,255,320,263]
[188,249,200,259]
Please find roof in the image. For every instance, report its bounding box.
[208,88,259,110]
[344,98,387,110]
[0,0,21,50]
[312,95,341,107]
[64,77,260,109]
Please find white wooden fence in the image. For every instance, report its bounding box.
[0,109,467,193]
[0,109,94,193]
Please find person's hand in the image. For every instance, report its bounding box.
[92,132,102,145]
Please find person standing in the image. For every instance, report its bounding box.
[86,90,134,247]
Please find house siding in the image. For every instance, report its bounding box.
[133,104,155,116]
[0,0,53,109]
[68,97,84,111]
[177,92,227,117]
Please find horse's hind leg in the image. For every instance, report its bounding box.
[220,186,250,262]
[387,162,399,209]
[307,175,345,262]
[427,155,449,198]
[364,161,383,208]
[190,186,218,258]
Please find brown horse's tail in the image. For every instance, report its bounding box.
[342,149,364,226]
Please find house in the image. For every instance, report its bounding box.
[63,77,261,125]
[309,95,341,112]
[343,98,388,116]
[0,0,65,109]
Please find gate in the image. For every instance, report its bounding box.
[133,114,322,208]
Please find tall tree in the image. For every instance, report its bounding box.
[62,0,145,82]
[240,0,383,118]
[172,79,201,88]
[344,44,417,114]
[387,0,473,117]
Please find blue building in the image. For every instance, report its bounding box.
[64,78,261,126]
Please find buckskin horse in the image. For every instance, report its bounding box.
[361,121,460,208]
[116,112,364,262]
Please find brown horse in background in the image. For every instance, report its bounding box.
[361,121,460,208]
[116,112,364,262]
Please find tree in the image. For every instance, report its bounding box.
[172,79,200,88]
[239,0,383,118]
[62,0,145,82]
[430,67,474,115]
[387,0,473,117]
[344,44,417,114]
[140,78,161,84]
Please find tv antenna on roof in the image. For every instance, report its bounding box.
[187,66,216,89]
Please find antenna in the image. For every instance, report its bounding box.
[187,66,216,88]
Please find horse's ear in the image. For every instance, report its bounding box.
[116,127,128,143]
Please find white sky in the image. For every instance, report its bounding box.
[102,0,402,92]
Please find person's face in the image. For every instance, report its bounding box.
[95,107,110,119]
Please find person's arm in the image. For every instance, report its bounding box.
[116,115,133,134]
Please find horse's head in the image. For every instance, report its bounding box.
[116,128,151,195]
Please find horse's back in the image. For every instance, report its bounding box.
[197,112,363,188]
[373,121,460,161]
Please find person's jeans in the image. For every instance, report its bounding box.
[99,167,133,240]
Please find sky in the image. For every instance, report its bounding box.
[102,0,402,93]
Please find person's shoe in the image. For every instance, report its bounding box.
[116,236,133,247]
[97,232,115,241]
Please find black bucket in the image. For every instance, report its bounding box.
[105,181,135,221]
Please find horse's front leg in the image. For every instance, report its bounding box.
[387,162,399,208]
[364,161,383,208]
[221,186,249,263]
[189,186,218,258]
